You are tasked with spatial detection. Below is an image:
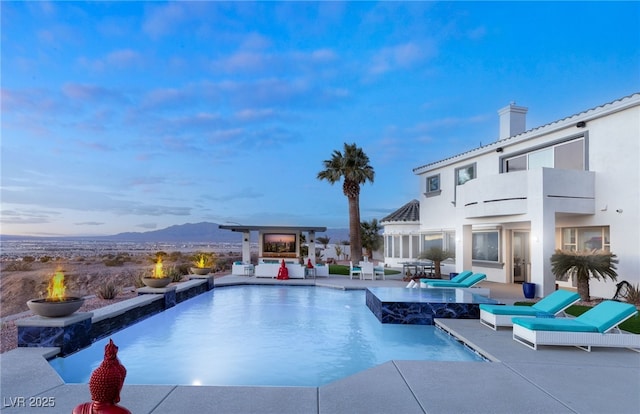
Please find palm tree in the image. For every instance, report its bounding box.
[317,143,375,264]
[361,218,383,260]
[316,236,331,249]
[550,249,618,301]
[418,246,454,279]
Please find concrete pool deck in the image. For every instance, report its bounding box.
[1,275,639,413]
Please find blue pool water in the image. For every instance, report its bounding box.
[50,286,484,387]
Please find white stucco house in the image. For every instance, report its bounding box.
[382,92,640,299]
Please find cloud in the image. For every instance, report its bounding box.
[74,221,104,226]
[369,42,436,75]
[62,83,127,103]
[0,209,57,225]
[203,187,264,202]
[2,186,192,217]
[77,49,144,72]
[142,2,187,38]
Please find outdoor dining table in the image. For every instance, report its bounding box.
[399,261,435,277]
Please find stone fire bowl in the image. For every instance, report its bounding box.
[141,277,172,288]
[27,297,85,318]
[190,267,212,275]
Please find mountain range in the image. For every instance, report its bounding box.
[1,222,351,244]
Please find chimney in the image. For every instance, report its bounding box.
[498,102,528,140]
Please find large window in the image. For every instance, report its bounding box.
[505,137,585,173]
[421,232,455,254]
[472,231,500,262]
[455,164,476,185]
[562,227,610,252]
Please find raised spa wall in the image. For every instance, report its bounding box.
[16,275,214,356]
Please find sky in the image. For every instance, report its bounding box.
[1,1,639,237]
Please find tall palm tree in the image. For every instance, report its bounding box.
[361,218,383,260]
[550,249,618,301]
[318,143,375,264]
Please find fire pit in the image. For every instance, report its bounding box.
[142,256,172,288]
[27,297,85,318]
[190,253,214,275]
[27,271,85,317]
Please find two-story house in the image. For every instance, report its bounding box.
[382,92,640,298]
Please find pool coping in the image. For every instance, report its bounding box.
[2,276,639,413]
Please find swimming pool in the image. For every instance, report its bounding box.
[50,285,484,387]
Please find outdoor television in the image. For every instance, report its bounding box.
[262,233,297,258]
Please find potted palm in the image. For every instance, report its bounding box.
[550,249,618,301]
[418,246,454,279]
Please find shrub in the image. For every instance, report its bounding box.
[96,281,120,300]
[22,256,36,263]
[164,265,183,283]
[3,261,33,271]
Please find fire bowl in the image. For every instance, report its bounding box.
[141,277,172,288]
[27,297,85,318]
[190,267,212,275]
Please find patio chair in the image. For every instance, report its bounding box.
[360,262,374,280]
[421,270,473,286]
[349,261,362,280]
[422,273,486,288]
[374,264,385,280]
[479,289,580,330]
[512,300,640,352]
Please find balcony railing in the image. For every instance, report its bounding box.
[458,168,595,218]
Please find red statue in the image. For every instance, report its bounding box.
[306,259,314,269]
[73,339,131,414]
[276,259,289,280]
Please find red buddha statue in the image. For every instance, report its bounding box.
[72,339,131,414]
[276,259,289,280]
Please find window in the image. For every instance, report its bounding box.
[559,226,609,283]
[455,164,476,185]
[472,231,499,262]
[386,235,393,257]
[425,174,441,196]
[421,232,455,254]
[505,137,585,173]
[411,235,420,258]
[562,227,610,252]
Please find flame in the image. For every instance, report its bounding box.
[197,254,206,268]
[47,271,67,301]
[153,257,164,278]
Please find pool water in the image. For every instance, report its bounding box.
[50,285,484,387]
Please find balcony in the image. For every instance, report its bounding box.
[458,168,595,219]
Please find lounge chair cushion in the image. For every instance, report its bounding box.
[513,300,637,333]
[425,271,473,285]
[480,290,580,316]
[479,305,553,317]
[512,318,599,333]
[574,300,638,333]
[423,273,486,288]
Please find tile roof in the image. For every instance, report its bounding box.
[381,199,420,223]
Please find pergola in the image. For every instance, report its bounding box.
[218,224,327,265]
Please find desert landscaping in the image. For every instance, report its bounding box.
[0,250,239,353]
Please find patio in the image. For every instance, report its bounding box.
[1,276,638,413]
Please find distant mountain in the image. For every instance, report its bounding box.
[105,222,351,243]
[1,222,350,244]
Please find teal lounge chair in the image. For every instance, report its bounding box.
[479,290,580,330]
[420,270,473,286]
[512,300,640,352]
[423,273,486,288]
